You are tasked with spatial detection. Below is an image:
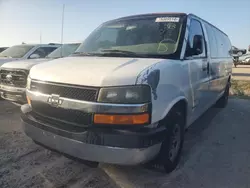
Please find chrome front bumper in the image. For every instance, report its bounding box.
[21,102,166,165]
[22,120,161,165]
[22,87,165,165]
[0,85,26,103]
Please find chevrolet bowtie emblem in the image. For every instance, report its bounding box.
[47,94,63,107]
[6,74,12,81]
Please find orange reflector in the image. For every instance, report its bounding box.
[26,96,31,105]
[94,113,149,125]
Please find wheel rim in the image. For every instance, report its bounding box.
[169,123,181,162]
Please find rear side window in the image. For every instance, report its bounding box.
[205,24,218,58]
[30,47,57,58]
[205,23,231,58]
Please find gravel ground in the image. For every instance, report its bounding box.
[1,98,250,188]
[232,65,250,80]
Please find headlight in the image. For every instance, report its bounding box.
[26,76,31,90]
[97,85,151,104]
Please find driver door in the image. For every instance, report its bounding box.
[185,18,211,119]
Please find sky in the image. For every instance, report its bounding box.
[0,0,249,49]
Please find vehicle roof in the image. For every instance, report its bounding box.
[188,14,228,37]
[61,43,81,45]
[13,44,61,47]
[113,12,187,21]
[110,12,227,37]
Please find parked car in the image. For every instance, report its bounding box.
[0,47,8,53]
[0,43,60,66]
[231,46,247,56]
[21,13,232,173]
[242,56,250,64]
[0,43,81,104]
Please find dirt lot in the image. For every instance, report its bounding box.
[1,98,250,188]
[232,65,250,81]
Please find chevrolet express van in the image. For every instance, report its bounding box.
[21,13,233,173]
[0,43,81,104]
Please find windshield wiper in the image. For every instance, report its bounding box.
[71,50,148,58]
[100,49,148,58]
[71,52,102,56]
[101,49,137,55]
[0,55,12,58]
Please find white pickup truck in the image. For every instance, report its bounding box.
[0,43,60,66]
[21,13,233,173]
[0,43,80,104]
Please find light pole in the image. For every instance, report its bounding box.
[60,4,65,57]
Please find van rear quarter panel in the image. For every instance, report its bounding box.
[136,60,192,124]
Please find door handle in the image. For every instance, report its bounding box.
[202,63,207,71]
[202,62,209,74]
[202,65,207,71]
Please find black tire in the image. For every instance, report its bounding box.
[215,82,230,108]
[150,106,185,173]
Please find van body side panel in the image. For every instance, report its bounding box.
[203,22,233,101]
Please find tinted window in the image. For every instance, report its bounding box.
[205,24,218,58]
[30,47,57,58]
[47,43,80,58]
[0,45,35,58]
[205,23,231,58]
[185,19,206,58]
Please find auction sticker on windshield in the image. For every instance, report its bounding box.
[155,17,180,22]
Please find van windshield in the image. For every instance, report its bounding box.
[0,45,35,58]
[75,15,184,58]
[47,43,81,58]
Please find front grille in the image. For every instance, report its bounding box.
[0,69,28,87]
[31,101,93,125]
[30,81,98,101]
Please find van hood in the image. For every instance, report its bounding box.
[30,56,165,87]
[0,57,21,66]
[1,58,49,70]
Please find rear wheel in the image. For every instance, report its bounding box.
[215,82,230,108]
[149,106,185,173]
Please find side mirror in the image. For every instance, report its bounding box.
[192,35,203,55]
[29,54,40,59]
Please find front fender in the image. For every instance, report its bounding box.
[151,83,188,123]
[136,61,190,124]
[161,96,188,120]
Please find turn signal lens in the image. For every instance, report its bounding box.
[94,113,149,125]
[26,96,31,105]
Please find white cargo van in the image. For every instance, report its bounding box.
[0,43,81,104]
[21,13,233,173]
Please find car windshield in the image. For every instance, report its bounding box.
[0,45,35,58]
[75,15,184,58]
[47,43,81,58]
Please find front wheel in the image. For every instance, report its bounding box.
[149,107,185,173]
